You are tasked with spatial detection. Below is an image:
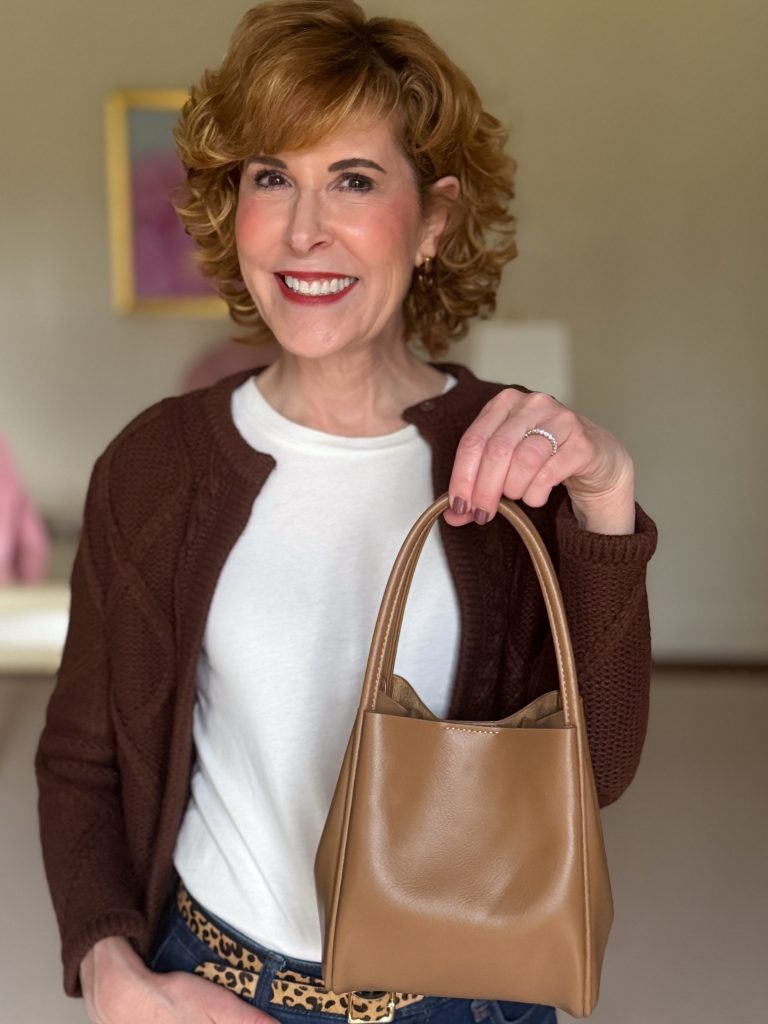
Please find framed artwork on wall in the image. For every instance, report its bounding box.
[104,89,227,317]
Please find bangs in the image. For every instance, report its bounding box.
[233,55,403,159]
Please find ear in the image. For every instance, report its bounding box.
[417,175,461,264]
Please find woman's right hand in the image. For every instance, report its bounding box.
[81,936,278,1024]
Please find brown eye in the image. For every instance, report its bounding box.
[254,169,289,189]
[338,174,373,192]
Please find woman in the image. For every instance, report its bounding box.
[37,3,657,1023]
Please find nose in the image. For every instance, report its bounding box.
[285,188,332,255]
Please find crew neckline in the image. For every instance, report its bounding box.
[202,361,485,479]
[239,372,457,451]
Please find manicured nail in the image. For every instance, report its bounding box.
[474,508,489,525]
[451,496,468,515]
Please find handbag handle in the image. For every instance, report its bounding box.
[360,494,579,727]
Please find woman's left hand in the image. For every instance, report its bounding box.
[445,389,636,535]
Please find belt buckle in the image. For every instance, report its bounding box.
[346,992,396,1024]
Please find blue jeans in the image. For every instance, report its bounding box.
[148,894,557,1024]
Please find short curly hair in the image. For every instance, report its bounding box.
[174,0,516,356]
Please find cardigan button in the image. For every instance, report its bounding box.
[419,399,436,411]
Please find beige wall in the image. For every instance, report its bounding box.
[2,0,766,658]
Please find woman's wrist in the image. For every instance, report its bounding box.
[80,936,148,1007]
[567,474,637,536]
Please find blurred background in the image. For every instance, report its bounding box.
[1,1,766,1021]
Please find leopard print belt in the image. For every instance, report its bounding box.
[177,884,425,1022]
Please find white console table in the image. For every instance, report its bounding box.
[0,585,70,675]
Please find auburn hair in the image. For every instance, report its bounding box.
[174,0,517,356]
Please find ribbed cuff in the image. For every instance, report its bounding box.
[557,500,658,564]
[63,910,149,997]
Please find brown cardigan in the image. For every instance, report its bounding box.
[36,364,657,995]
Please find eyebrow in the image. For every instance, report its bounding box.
[328,158,386,174]
[247,156,386,174]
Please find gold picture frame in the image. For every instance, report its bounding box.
[104,89,227,318]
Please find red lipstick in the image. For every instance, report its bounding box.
[275,271,358,305]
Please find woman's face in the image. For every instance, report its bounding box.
[235,119,455,361]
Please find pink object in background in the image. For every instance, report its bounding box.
[0,436,49,584]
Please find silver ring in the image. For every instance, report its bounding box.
[523,427,559,456]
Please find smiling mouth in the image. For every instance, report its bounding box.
[277,273,358,299]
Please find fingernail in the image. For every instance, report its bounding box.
[474,508,489,525]
[451,496,468,515]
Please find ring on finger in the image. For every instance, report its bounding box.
[522,427,559,456]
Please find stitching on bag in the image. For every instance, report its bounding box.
[540,583,570,723]
[370,560,404,711]
[371,598,398,711]
[509,507,571,726]
[371,514,434,711]
[445,725,500,735]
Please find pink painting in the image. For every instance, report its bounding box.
[128,107,214,302]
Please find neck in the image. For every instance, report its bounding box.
[255,342,447,436]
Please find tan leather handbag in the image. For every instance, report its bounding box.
[315,494,613,1018]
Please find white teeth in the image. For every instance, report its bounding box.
[283,275,355,296]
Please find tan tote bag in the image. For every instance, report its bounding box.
[315,494,613,1018]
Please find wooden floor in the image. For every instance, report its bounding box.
[1,671,766,1023]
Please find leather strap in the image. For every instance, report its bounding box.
[363,494,578,726]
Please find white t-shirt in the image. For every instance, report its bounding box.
[173,374,461,960]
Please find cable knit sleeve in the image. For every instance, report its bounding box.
[553,499,658,807]
[35,455,149,997]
